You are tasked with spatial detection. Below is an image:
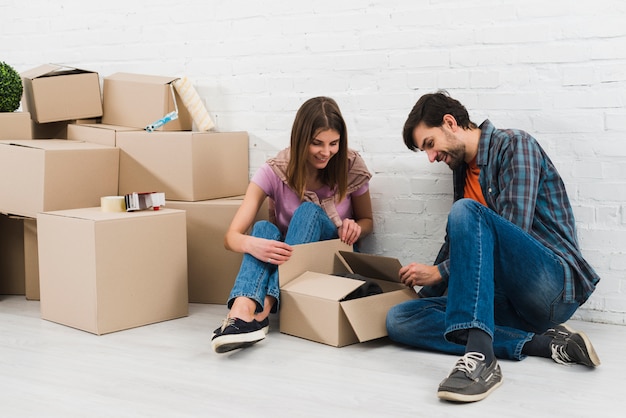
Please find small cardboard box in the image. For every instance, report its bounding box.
[0,213,25,295]
[21,64,103,123]
[0,112,32,140]
[278,239,418,347]
[0,140,119,218]
[102,72,192,131]
[166,197,269,304]
[116,131,249,201]
[67,123,139,147]
[37,207,188,335]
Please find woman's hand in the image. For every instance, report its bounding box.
[399,263,441,288]
[245,236,293,266]
[339,218,362,246]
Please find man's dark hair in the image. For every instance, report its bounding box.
[402,90,477,151]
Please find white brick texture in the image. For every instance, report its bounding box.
[2,0,625,324]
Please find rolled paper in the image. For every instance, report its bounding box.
[173,76,215,131]
[101,196,126,213]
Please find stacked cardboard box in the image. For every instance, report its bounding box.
[0,63,257,334]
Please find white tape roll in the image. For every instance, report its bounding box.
[101,196,126,213]
[173,76,215,131]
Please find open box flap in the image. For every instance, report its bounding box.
[282,271,364,301]
[278,239,352,287]
[106,72,180,85]
[340,287,418,342]
[337,251,403,283]
[21,64,95,79]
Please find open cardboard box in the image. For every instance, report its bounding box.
[278,239,417,347]
[21,64,103,123]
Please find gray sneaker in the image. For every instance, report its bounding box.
[547,324,601,367]
[437,352,503,403]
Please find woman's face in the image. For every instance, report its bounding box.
[307,129,340,171]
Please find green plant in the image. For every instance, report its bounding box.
[0,61,23,112]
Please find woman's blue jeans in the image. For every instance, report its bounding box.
[227,202,339,313]
[386,199,579,360]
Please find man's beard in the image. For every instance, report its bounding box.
[444,131,466,170]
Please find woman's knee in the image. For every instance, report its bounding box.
[251,220,281,239]
[292,201,324,220]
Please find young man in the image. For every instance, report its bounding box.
[386,90,601,403]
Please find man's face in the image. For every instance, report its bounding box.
[412,122,466,170]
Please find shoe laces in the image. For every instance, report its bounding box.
[220,317,235,332]
[451,352,486,378]
[550,341,573,366]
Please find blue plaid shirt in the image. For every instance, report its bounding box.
[421,119,600,304]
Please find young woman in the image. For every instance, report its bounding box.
[211,96,373,353]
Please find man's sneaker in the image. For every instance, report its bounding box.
[212,316,269,338]
[548,325,601,367]
[211,317,266,354]
[437,352,503,403]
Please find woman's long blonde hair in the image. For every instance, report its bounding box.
[287,96,349,201]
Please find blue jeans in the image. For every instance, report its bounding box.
[227,202,339,313]
[386,199,579,360]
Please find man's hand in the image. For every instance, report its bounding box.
[399,263,441,288]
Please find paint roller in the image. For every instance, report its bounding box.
[172,76,215,131]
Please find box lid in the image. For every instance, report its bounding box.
[278,239,352,287]
[340,288,418,342]
[282,271,365,301]
[337,251,403,283]
[21,64,96,80]
[105,72,180,85]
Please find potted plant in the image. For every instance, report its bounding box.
[0,61,23,112]
[0,61,32,139]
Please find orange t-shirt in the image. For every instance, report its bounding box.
[464,156,487,206]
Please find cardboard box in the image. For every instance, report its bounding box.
[67,123,139,147]
[102,72,192,131]
[116,131,249,201]
[166,197,269,304]
[24,218,40,300]
[0,140,119,218]
[0,112,32,140]
[0,213,25,295]
[21,64,103,123]
[278,240,418,347]
[37,207,188,335]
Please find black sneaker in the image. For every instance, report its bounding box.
[211,317,266,354]
[542,323,576,340]
[548,324,601,367]
[212,316,269,338]
[437,352,503,403]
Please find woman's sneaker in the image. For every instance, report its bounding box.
[211,317,267,354]
[212,316,269,338]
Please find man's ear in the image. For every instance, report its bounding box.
[442,114,458,131]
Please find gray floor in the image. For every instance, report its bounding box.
[0,295,622,418]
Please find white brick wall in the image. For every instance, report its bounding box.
[2,0,625,324]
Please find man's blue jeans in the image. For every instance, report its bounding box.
[227,202,338,313]
[386,199,580,360]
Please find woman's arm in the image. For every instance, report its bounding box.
[338,189,373,245]
[224,182,267,254]
[352,189,373,238]
[224,182,293,265]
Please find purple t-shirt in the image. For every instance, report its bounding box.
[251,163,369,236]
